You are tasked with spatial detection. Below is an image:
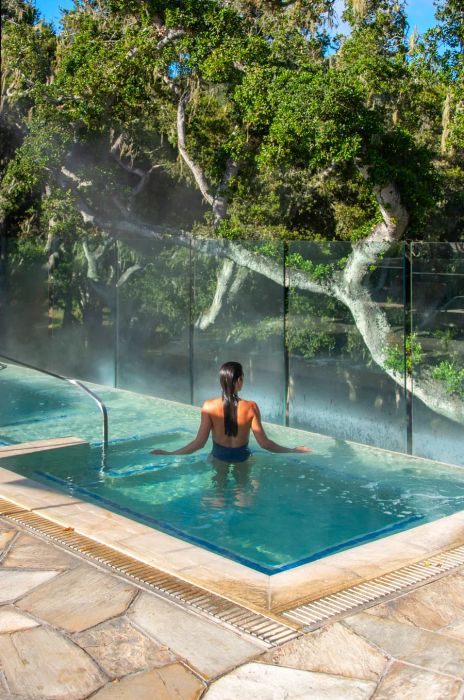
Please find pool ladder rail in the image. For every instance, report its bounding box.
[0,354,108,468]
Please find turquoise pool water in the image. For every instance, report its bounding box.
[1,364,464,574]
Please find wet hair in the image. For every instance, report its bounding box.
[219,361,243,437]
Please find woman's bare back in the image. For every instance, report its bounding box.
[203,397,256,447]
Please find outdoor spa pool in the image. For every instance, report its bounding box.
[1,363,464,574]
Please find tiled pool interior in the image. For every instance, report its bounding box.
[1,363,464,574]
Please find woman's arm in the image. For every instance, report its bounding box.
[150,406,212,455]
[251,403,312,454]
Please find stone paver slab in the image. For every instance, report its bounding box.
[366,572,464,631]
[91,664,205,699]
[442,620,464,641]
[0,530,15,553]
[0,625,105,699]
[204,662,376,699]
[73,617,176,679]
[0,569,59,603]
[0,673,8,698]
[373,660,462,699]
[262,622,388,681]
[128,591,263,679]
[344,612,464,678]
[2,533,77,570]
[17,564,136,632]
[0,606,39,633]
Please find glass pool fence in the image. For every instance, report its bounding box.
[0,237,463,466]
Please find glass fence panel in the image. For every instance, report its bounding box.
[47,235,117,384]
[192,240,285,423]
[5,231,464,465]
[0,238,50,366]
[411,242,464,466]
[116,237,191,403]
[288,241,406,451]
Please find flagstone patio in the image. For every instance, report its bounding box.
[0,516,463,699]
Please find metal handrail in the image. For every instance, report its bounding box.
[0,353,108,466]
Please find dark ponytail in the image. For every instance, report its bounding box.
[219,361,243,437]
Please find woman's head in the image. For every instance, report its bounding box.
[219,361,243,437]
[219,361,243,396]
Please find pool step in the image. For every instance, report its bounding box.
[0,496,299,648]
[282,545,464,628]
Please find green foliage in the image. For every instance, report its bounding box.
[1,1,57,212]
[384,343,404,374]
[41,188,84,241]
[184,93,236,183]
[288,325,336,359]
[2,0,461,245]
[432,361,464,398]
[255,67,367,172]
[384,333,423,374]
[286,252,334,280]
[225,318,281,344]
[287,289,358,360]
[433,327,457,353]
[7,235,43,267]
[119,246,191,331]
[419,1,463,155]
[254,241,283,260]
[1,2,55,113]
[0,121,70,219]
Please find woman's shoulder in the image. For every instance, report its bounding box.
[239,398,259,412]
[202,397,222,412]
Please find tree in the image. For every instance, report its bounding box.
[1,0,463,425]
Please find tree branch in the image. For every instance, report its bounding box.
[43,95,83,105]
[59,168,329,297]
[334,281,464,425]
[117,263,142,287]
[343,176,408,289]
[195,260,249,330]
[82,240,109,281]
[195,260,235,329]
[60,166,93,189]
[212,158,239,224]
[156,28,186,50]
[110,132,161,200]
[177,91,214,206]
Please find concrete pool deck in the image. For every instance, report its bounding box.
[0,438,463,616]
[1,514,464,699]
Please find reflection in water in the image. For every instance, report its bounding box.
[207,456,259,509]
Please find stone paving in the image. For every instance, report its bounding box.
[1,517,464,700]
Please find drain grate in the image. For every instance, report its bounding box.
[283,545,464,628]
[0,497,299,647]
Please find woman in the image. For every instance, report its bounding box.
[150,361,312,461]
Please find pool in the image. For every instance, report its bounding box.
[1,363,464,575]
